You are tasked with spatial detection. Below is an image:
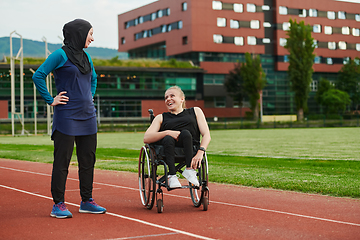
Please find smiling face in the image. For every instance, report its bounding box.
[164,88,185,114]
[84,28,94,48]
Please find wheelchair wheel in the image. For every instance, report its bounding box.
[190,157,208,208]
[157,199,164,213]
[202,188,209,211]
[138,146,155,209]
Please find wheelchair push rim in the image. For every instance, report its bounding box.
[189,154,209,209]
[138,146,155,209]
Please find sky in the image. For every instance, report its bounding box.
[1,0,359,50]
[0,0,157,49]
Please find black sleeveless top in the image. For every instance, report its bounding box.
[160,108,200,145]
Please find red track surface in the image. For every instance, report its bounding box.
[0,158,359,239]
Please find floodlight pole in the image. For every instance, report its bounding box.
[10,31,25,136]
[260,91,263,123]
[42,37,53,135]
[29,68,37,135]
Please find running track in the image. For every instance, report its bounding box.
[0,159,359,239]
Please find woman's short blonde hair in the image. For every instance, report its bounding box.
[166,85,186,108]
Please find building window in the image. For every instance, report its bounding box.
[338,11,346,19]
[314,56,321,64]
[328,42,336,50]
[143,31,147,38]
[309,9,317,17]
[151,12,156,21]
[182,2,187,11]
[121,37,125,45]
[310,80,318,91]
[217,17,226,27]
[167,24,172,32]
[356,43,360,51]
[234,3,243,13]
[263,22,272,28]
[353,28,360,37]
[215,97,226,108]
[247,36,257,45]
[263,38,271,44]
[161,25,167,33]
[247,3,256,13]
[213,34,223,43]
[283,22,290,31]
[182,36,188,45]
[178,21,183,29]
[327,11,336,20]
[234,37,244,45]
[204,74,226,84]
[313,24,321,33]
[299,9,307,17]
[166,8,171,16]
[279,6,287,15]
[262,5,270,11]
[230,20,239,29]
[327,58,333,65]
[313,40,318,48]
[284,55,289,62]
[134,18,138,26]
[324,26,332,35]
[212,1,222,10]
[158,10,163,18]
[250,20,260,29]
[356,14,360,22]
[343,57,350,64]
[279,38,287,47]
[342,26,350,35]
[339,41,347,50]
[139,16,143,24]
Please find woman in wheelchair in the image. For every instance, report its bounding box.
[143,86,211,189]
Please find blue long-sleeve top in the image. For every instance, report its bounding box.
[32,48,98,136]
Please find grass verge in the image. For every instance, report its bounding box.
[1,143,359,198]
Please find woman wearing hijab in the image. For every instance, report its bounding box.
[32,19,106,218]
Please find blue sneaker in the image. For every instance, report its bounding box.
[50,202,73,219]
[79,198,106,214]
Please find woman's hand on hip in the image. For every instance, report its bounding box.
[51,91,69,106]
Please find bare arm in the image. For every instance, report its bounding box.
[191,107,211,169]
[143,114,180,144]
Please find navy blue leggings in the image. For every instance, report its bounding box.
[161,130,193,175]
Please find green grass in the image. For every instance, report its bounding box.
[0,128,359,198]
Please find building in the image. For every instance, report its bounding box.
[118,0,360,117]
[0,64,204,119]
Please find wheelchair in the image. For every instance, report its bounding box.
[138,109,210,213]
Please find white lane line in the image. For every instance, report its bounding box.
[209,200,360,227]
[1,166,360,227]
[104,232,179,240]
[0,184,215,240]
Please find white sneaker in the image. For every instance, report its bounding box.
[168,175,182,188]
[182,168,200,187]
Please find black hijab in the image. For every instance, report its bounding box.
[62,19,92,74]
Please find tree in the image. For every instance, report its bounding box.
[336,57,360,110]
[224,62,245,116]
[240,52,266,121]
[321,89,351,114]
[284,19,315,121]
[224,53,266,121]
[315,78,333,108]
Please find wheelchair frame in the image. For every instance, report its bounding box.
[138,110,210,213]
